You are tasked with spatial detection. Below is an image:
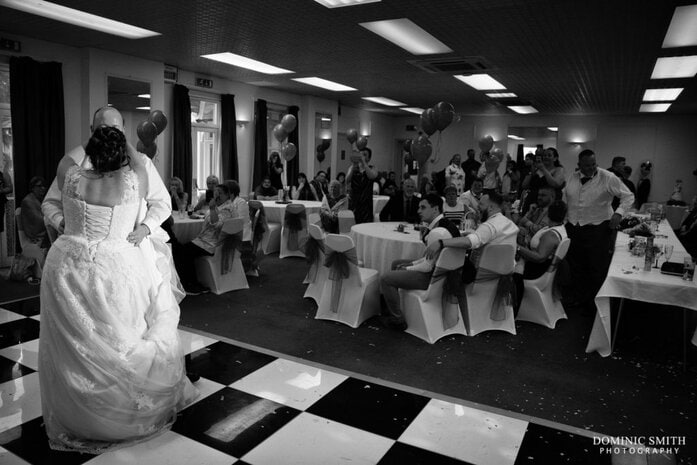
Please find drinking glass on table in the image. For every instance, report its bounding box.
[664,244,674,262]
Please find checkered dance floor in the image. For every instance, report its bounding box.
[0,298,613,464]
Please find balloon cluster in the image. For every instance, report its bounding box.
[272,114,298,161]
[401,101,456,166]
[136,110,167,159]
[345,128,369,152]
[316,139,330,163]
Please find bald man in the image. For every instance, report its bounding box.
[42,107,171,245]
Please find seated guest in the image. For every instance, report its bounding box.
[379,178,419,223]
[381,171,397,194]
[678,195,697,258]
[336,172,347,196]
[224,180,252,242]
[442,185,474,227]
[425,191,519,265]
[460,177,484,212]
[310,171,328,202]
[515,199,568,278]
[291,172,317,201]
[320,180,349,233]
[253,176,278,200]
[169,176,189,212]
[419,175,434,197]
[173,183,235,294]
[380,193,460,330]
[20,176,49,249]
[193,175,219,211]
[513,186,555,245]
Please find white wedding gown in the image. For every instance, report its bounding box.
[39,165,196,453]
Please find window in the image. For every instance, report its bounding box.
[190,94,220,196]
[0,64,14,266]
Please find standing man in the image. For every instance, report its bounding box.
[346,148,378,224]
[564,150,634,312]
[461,148,480,192]
[380,194,460,330]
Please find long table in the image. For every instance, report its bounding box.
[586,219,697,357]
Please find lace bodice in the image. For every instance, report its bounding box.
[61,165,140,243]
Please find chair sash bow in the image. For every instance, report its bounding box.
[303,236,325,282]
[284,209,307,251]
[474,267,516,321]
[430,266,469,332]
[324,248,358,313]
[220,232,243,275]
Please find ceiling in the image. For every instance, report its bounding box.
[2,0,697,116]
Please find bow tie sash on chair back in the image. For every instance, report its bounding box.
[194,217,249,294]
[220,219,244,275]
[324,241,359,314]
[284,204,307,252]
[429,252,469,332]
[304,223,326,284]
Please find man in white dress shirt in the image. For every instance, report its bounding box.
[563,149,634,312]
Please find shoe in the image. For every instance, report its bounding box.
[380,316,408,331]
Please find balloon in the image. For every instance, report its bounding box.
[403,139,413,153]
[346,128,358,144]
[420,108,437,136]
[281,142,297,161]
[434,101,454,131]
[137,140,157,159]
[356,135,368,150]
[148,110,167,134]
[478,135,494,152]
[281,114,297,133]
[316,151,326,163]
[273,124,288,142]
[137,120,158,144]
[411,135,432,164]
[320,139,331,151]
[490,147,504,162]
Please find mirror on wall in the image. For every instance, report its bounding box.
[506,126,558,161]
[107,76,151,145]
[315,112,332,174]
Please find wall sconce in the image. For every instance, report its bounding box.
[236,120,249,128]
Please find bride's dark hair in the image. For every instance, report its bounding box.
[85,126,129,174]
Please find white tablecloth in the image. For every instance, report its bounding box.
[373,195,390,216]
[351,222,425,275]
[586,219,697,356]
[260,200,323,224]
[172,216,204,243]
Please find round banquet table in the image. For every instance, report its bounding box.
[351,222,425,275]
[172,215,204,243]
[260,200,323,224]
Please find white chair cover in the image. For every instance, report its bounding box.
[303,224,329,304]
[338,210,356,235]
[517,238,571,328]
[464,243,517,336]
[280,203,307,259]
[194,217,249,294]
[399,247,468,344]
[315,234,380,328]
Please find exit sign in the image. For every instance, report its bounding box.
[195,78,213,88]
[0,37,21,52]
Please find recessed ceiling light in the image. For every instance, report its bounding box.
[454,74,506,91]
[321,117,332,121]
[663,5,697,48]
[0,0,160,39]
[362,97,407,106]
[292,77,356,91]
[507,105,538,114]
[400,107,425,114]
[201,52,293,74]
[313,0,380,7]
[642,88,684,101]
[486,92,517,98]
[639,103,671,112]
[359,18,453,55]
[547,127,558,132]
[650,56,697,79]
[137,94,151,99]
[136,106,151,110]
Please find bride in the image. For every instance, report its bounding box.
[39,126,196,453]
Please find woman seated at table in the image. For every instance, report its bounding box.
[169,176,189,213]
[193,175,219,212]
[514,200,568,306]
[320,180,349,233]
[173,183,234,295]
[291,172,317,201]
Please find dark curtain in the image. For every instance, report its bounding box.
[516,144,524,167]
[286,105,299,186]
[172,84,193,195]
[9,56,65,202]
[220,94,239,182]
[252,99,268,190]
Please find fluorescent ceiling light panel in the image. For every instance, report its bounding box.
[321,117,332,121]
[508,105,538,114]
[642,88,684,101]
[201,53,293,74]
[359,18,453,55]
[136,106,151,110]
[292,77,356,91]
[137,94,151,99]
[508,135,524,140]
[639,103,671,112]
[401,107,425,114]
[362,96,407,106]
[0,0,160,39]
[650,56,697,79]
[663,5,697,48]
[454,74,506,90]
[314,0,381,7]
[486,92,517,98]
[547,127,558,132]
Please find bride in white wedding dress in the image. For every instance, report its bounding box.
[39,126,196,453]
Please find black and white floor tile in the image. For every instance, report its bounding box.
[0,299,614,464]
